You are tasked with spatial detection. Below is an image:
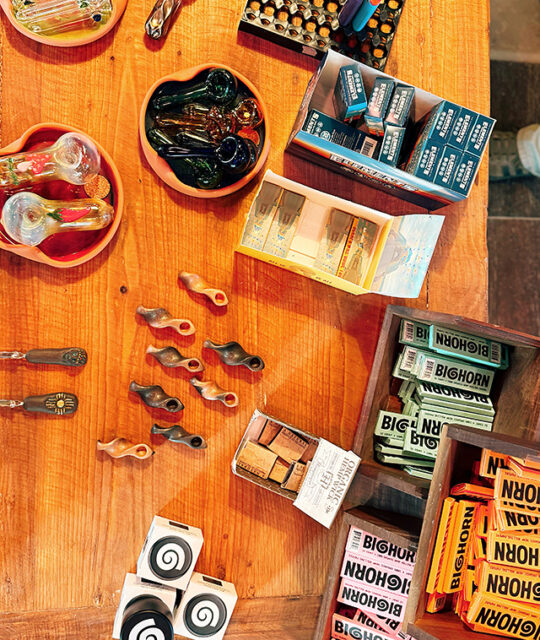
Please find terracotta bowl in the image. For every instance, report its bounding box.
[0,0,127,47]
[139,63,270,199]
[0,123,123,268]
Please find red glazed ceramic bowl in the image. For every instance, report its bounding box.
[0,0,127,47]
[0,123,123,268]
[139,63,270,199]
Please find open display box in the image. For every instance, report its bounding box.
[237,170,444,297]
[231,410,360,528]
[352,305,540,500]
[286,50,495,209]
[402,425,540,640]
[313,506,422,640]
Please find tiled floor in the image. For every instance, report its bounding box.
[488,61,540,336]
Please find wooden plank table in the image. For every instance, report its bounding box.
[0,0,491,638]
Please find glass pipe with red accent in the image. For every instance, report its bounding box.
[0,132,101,190]
[1,192,113,246]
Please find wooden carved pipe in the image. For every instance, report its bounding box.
[203,339,265,371]
[129,381,184,412]
[178,271,229,307]
[136,306,195,336]
[151,424,207,449]
[146,345,204,372]
[97,438,154,459]
[189,378,238,407]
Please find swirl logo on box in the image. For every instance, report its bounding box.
[183,593,228,637]
[122,614,171,640]
[149,536,193,581]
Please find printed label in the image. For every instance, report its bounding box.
[429,325,505,366]
[478,562,540,604]
[487,530,540,569]
[466,593,540,639]
[332,614,395,640]
[480,449,508,479]
[403,429,439,460]
[337,578,406,622]
[417,354,494,394]
[294,439,360,528]
[374,411,416,440]
[399,319,430,348]
[495,470,540,511]
[341,559,412,595]
[442,501,477,592]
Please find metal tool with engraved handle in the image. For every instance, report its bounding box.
[0,392,78,415]
[0,347,87,367]
[145,0,182,39]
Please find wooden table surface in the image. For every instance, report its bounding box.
[0,1,491,638]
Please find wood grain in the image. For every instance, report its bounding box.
[0,0,491,637]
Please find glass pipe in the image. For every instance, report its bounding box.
[156,110,236,142]
[13,0,112,35]
[1,192,113,247]
[152,69,238,110]
[183,99,263,129]
[147,129,223,189]
[145,0,182,39]
[0,132,100,190]
[158,134,258,175]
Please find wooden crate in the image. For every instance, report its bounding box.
[402,424,540,640]
[351,305,540,500]
[313,506,422,640]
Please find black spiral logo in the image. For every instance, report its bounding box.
[375,540,389,554]
[149,536,192,581]
[520,621,536,637]
[122,614,171,640]
[183,594,228,637]
[533,582,540,599]
[386,574,401,591]
[376,598,389,613]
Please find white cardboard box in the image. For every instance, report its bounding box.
[136,515,204,591]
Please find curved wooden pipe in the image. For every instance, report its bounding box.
[189,378,238,407]
[136,306,195,336]
[97,437,154,459]
[146,345,204,372]
[178,271,229,307]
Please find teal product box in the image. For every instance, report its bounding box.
[364,77,395,136]
[399,319,430,348]
[406,139,445,182]
[379,125,406,166]
[354,129,380,158]
[287,51,497,209]
[449,107,477,149]
[452,152,481,195]
[385,85,415,128]
[428,325,509,369]
[433,146,462,188]
[417,100,461,143]
[333,64,367,123]
[302,109,359,150]
[467,114,496,156]
[415,352,495,395]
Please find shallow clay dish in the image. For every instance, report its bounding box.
[0,0,127,47]
[0,123,123,268]
[140,63,270,199]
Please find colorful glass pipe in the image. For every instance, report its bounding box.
[156,109,237,142]
[1,192,113,246]
[0,132,100,190]
[12,0,113,35]
[152,69,238,109]
[145,0,182,39]
[158,134,257,175]
[183,99,263,129]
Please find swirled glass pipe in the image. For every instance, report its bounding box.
[12,0,113,35]
[1,192,113,247]
[0,132,100,189]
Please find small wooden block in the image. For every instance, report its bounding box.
[236,440,278,479]
[268,427,309,463]
[281,461,307,493]
[258,420,282,447]
[269,458,289,484]
[299,440,319,464]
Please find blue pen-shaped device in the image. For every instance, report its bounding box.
[352,0,383,32]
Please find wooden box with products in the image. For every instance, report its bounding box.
[351,305,540,501]
[313,506,422,640]
[402,424,540,640]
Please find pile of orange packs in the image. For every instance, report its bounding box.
[425,448,540,639]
